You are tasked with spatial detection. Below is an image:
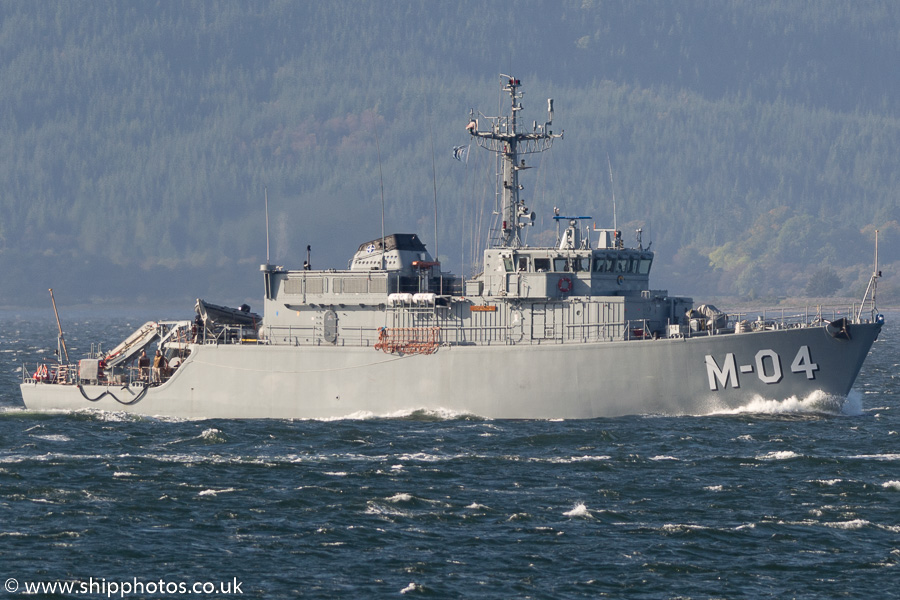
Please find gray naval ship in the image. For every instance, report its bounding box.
[20,76,884,419]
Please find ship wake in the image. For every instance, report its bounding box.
[708,389,862,417]
[314,407,484,422]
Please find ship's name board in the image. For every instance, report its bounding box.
[470,305,498,312]
[705,346,818,390]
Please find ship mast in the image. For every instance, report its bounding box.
[468,76,562,248]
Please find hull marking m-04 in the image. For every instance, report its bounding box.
[705,346,818,391]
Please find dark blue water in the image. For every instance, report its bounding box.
[1,309,898,599]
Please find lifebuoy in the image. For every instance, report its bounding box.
[558,277,573,293]
[617,275,624,286]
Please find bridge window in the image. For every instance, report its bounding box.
[630,257,641,273]
[616,257,629,273]
[534,258,550,272]
[573,257,591,272]
[553,257,569,272]
[517,256,529,272]
[503,257,514,272]
[638,256,653,274]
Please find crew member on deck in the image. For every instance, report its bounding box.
[192,315,203,342]
[138,350,150,382]
[152,350,167,384]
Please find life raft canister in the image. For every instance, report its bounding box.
[33,364,48,380]
[558,277,573,293]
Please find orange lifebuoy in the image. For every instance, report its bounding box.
[617,275,624,286]
[558,277,573,293]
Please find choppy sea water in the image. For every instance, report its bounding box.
[1,309,898,599]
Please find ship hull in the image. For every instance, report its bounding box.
[20,322,881,419]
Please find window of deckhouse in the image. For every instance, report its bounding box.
[574,256,591,272]
[517,256,529,272]
[605,256,616,272]
[630,256,641,273]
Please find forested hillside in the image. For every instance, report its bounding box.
[1,0,898,308]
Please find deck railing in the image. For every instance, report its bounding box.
[725,303,868,330]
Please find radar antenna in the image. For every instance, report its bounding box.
[468,76,563,248]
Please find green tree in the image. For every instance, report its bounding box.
[805,267,842,297]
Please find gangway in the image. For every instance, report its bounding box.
[102,322,159,368]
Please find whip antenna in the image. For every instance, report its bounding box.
[264,186,270,265]
[607,153,617,233]
[373,121,386,270]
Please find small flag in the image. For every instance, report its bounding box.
[453,145,469,162]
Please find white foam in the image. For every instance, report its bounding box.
[386,493,413,503]
[315,407,480,421]
[399,583,420,595]
[650,455,679,461]
[757,450,801,460]
[824,519,870,530]
[535,455,612,464]
[0,407,39,416]
[199,428,225,442]
[848,454,900,461]
[881,480,900,491]
[198,487,237,496]
[506,512,530,521]
[32,434,72,442]
[661,523,710,533]
[364,503,412,518]
[704,485,724,492]
[710,389,847,416]
[563,502,592,518]
[396,452,447,462]
[72,408,175,423]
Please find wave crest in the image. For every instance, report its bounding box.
[710,389,855,417]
